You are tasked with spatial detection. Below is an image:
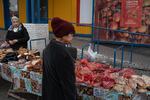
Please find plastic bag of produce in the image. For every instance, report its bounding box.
[87,44,97,60]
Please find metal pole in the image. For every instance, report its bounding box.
[30,40,32,50]
[81,47,84,59]
[114,49,117,67]
[91,0,95,42]
[129,44,134,64]
[121,46,124,68]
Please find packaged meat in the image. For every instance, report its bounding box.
[113,84,124,92]
[123,85,133,95]
[141,75,150,85]
[138,88,148,93]
[128,79,137,89]
[115,77,127,85]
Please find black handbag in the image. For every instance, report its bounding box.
[1,52,18,63]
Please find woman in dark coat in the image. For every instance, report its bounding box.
[5,16,30,50]
[42,17,77,100]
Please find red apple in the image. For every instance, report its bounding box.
[138,26,147,33]
[113,12,120,22]
[110,22,118,30]
[107,10,112,16]
[145,19,150,25]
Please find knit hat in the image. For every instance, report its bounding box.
[51,17,75,38]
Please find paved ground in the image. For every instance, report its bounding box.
[0,34,149,100]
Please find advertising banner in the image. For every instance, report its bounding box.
[120,0,143,28]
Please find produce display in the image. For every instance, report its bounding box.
[0,48,149,99]
[17,48,40,61]
[75,59,150,95]
[0,48,42,74]
[0,47,40,61]
[8,59,42,73]
[94,0,150,44]
[0,48,42,96]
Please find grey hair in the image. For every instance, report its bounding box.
[11,16,19,22]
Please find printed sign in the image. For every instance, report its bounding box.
[120,0,143,28]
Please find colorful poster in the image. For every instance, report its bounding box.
[120,0,143,28]
[93,0,150,44]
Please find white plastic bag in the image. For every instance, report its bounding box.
[87,44,97,60]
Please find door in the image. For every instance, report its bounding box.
[3,0,19,29]
[26,0,48,23]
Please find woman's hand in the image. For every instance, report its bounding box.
[9,39,18,45]
[9,40,14,45]
[13,39,18,43]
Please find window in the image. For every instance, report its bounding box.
[9,0,19,17]
[77,0,93,24]
[27,0,38,23]
[40,0,48,19]
[30,0,48,23]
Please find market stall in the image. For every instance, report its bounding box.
[0,47,150,100]
[76,59,150,100]
[0,47,42,99]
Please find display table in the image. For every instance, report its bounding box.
[0,63,150,100]
[0,63,42,96]
[77,83,150,100]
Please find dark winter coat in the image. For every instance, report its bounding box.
[6,24,30,50]
[42,39,77,100]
